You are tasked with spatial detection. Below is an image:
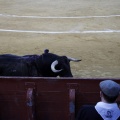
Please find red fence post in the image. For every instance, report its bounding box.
[69,89,75,120]
[26,88,35,120]
[25,82,36,120]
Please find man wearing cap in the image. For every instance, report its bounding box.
[76,80,120,120]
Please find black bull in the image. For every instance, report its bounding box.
[0,50,81,77]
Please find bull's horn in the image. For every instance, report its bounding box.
[67,57,81,62]
[51,60,63,73]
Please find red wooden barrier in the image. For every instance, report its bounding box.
[0,77,119,120]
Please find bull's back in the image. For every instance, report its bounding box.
[0,54,30,76]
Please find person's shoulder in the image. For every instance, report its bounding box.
[76,105,96,118]
[76,105,103,120]
[80,105,96,113]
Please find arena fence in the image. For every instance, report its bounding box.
[0,77,120,120]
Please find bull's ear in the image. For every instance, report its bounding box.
[44,49,49,53]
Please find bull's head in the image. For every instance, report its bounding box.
[38,49,81,77]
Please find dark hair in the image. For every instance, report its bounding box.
[102,91,118,103]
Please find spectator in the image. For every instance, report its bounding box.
[76,80,120,120]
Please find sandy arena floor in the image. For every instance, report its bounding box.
[0,0,120,78]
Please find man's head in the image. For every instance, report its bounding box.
[100,80,120,103]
